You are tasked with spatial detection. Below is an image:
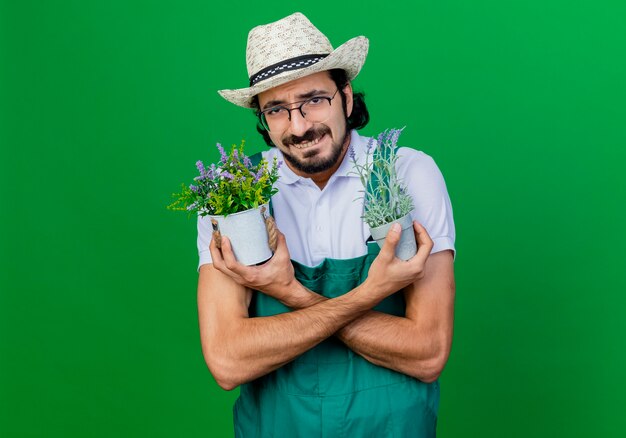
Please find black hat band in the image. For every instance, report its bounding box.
[249,54,329,86]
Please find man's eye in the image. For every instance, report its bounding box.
[307,97,325,105]
[266,107,287,116]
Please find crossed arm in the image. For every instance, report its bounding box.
[197,222,455,390]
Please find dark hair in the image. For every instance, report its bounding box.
[251,69,370,147]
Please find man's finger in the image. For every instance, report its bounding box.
[379,223,402,261]
[411,221,434,267]
[211,237,247,281]
[414,221,434,250]
[274,230,289,253]
[209,237,232,275]
[221,237,243,272]
[275,229,286,246]
[220,237,256,283]
[209,237,225,266]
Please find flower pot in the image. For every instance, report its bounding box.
[209,203,273,266]
[369,213,417,261]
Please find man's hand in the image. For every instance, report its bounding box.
[209,228,297,302]
[362,221,434,304]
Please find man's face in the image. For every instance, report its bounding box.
[257,71,353,176]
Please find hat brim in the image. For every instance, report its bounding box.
[217,36,369,108]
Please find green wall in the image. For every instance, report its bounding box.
[2,1,625,436]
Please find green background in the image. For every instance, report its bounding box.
[1,0,625,436]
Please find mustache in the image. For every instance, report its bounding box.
[283,127,330,146]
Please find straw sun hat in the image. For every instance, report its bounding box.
[218,12,369,108]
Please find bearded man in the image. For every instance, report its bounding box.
[197,12,456,437]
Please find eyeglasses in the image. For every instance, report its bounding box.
[257,89,339,132]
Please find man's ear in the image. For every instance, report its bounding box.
[344,82,354,118]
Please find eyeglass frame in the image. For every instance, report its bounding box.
[256,88,340,132]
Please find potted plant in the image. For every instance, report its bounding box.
[168,140,281,265]
[350,128,417,260]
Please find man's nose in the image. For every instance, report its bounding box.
[288,108,312,137]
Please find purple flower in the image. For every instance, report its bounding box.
[216,143,228,163]
[196,160,205,175]
[367,137,376,153]
[277,160,283,169]
[186,202,198,211]
[193,175,205,181]
[253,167,264,183]
[389,128,402,147]
[221,171,234,180]
[243,155,252,169]
[376,132,385,146]
[349,145,356,161]
[189,185,199,193]
[232,149,239,162]
[207,163,216,179]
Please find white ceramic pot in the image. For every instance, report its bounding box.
[209,203,273,266]
[369,213,417,261]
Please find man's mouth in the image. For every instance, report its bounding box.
[292,134,325,150]
[284,128,330,151]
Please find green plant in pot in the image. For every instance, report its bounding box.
[168,140,281,265]
[350,128,417,260]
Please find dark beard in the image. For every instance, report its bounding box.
[281,126,350,174]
